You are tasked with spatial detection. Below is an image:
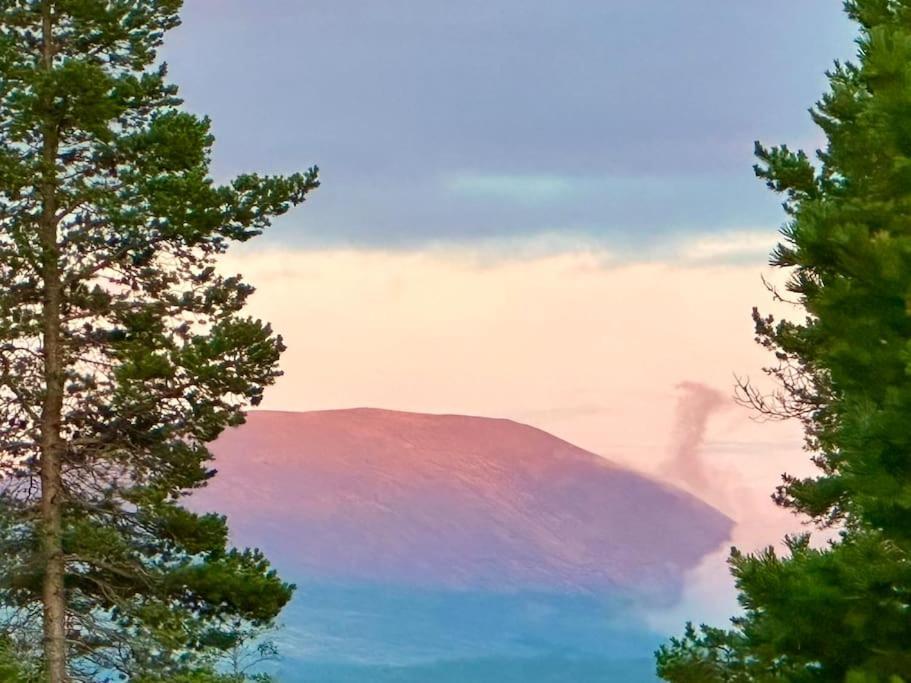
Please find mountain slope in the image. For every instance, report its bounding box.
[198,408,731,598]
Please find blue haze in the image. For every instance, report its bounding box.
[265,583,665,682]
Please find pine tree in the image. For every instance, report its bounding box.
[0,1,318,680]
[657,1,911,681]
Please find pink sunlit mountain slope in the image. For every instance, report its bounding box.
[196,408,732,597]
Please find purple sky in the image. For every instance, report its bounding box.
[165,1,854,254]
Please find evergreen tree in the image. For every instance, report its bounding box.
[0,633,43,681]
[657,1,911,681]
[0,1,318,680]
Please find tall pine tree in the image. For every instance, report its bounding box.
[0,1,318,680]
[658,1,911,681]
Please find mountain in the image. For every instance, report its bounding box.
[194,408,733,681]
[202,408,731,595]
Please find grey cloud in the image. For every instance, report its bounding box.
[165,0,854,248]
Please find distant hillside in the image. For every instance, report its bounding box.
[198,408,731,597]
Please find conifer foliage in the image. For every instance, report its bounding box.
[0,1,317,680]
[658,1,911,681]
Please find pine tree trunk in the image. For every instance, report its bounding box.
[38,2,67,680]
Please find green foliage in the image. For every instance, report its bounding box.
[656,623,758,683]
[0,634,43,682]
[658,0,911,681]
[0,0,317,679]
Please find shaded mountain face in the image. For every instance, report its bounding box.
[192,409,732,681]
[198,408,731,599]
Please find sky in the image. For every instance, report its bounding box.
[165,1,854,251]
[166,1,856,626]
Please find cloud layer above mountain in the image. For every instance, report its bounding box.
[164,0,853,249]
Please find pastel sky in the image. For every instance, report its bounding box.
[170,2,855,625]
